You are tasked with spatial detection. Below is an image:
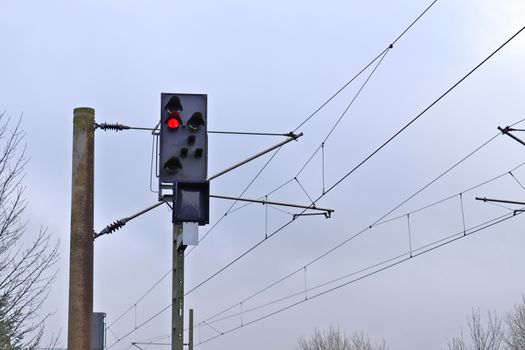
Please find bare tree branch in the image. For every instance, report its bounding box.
[448,309,503,350]
[297,325,386,350]
[0,112,59,349]
[505,296,525,350]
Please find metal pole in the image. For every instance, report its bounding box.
[189,309,194,350]
[173,224,185,350]
[68,107,95,350]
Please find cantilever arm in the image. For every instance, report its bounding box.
[207,133,303,181]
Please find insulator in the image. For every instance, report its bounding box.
[96,122,129,132]
[104,220,126,235]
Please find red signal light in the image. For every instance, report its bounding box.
[167,112,182,130]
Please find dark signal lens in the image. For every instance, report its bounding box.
[187,112,204,131]
[164,156,182,174]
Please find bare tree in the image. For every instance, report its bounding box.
[0,112,59,349]
[448,309,503,350]
[505,296,525,350]
[297,325,386,350]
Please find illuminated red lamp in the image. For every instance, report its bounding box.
[167,112,182,130]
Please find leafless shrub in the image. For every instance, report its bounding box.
[297,325,386,350]
[0,112,59,349]
[505,296,525,350]
[448,309,503,350]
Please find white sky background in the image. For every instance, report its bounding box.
[1,0,525,349]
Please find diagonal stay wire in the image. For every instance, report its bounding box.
[322,48,391,144]
[227,178,296,215]
[184,25,525,298]
[200,160,525,325]
[195,210,523,346]
[292,0,437,133]
[294,177,315,205]
[486,201,515,212]
[295,47,392,178]
[292,47,389,133]
[509,171,525,191]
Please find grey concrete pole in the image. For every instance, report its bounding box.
[173,223,185,350]
[68,107,95,350]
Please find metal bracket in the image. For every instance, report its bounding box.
[498,126,525,146]
[293,212,332,220]
[475,196,525,206]
[211,194,334,218]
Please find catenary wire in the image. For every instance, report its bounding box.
[204,203,523,327]
[198,160,525,325]
[195,209,523,346]
[184,32,395,296]
[183,26,525,298]
[125,161,525,342]
[109,121,523,346]
[189,16,392,251]
[190,0,436,251]
[108,23,525,346]
[104,0,441,337]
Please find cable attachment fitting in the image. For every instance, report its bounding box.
[95,122,130,132]
[499,126,511,134]
[285,132,301,140]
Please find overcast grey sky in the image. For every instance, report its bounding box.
[2,0,525,349]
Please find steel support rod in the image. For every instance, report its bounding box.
[128,200,166,221]
[207,133,303,181]
[498,126,525,146]
[189,309,194,350]
[94,201,167,238]
[172,224,185,350]
[210,194,334,213]
[68,107,95,350]
[207,130,295,136]
[475,197,525,206]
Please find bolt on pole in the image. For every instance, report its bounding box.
[68,107,95,350]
